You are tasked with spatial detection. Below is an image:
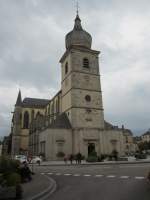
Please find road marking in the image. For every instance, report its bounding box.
[103,166,111,169]
[55,173,61,175]
[120,165,148,168]
[135,176,145,180]
[95,175,104,177]
[73,174,80,176]
[120,176,129,179]
[64,174,71,176]
[107,175,116,178]
[43,172,146,181]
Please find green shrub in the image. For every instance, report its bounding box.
[0,156,21,186]
[0,157,23,199]
[89,151,97,157]
[86,156,98,162]
[6,172,21,187]
[86,151,98,162]
[0,156,20,175]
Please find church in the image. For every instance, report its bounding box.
[11,13,136,160]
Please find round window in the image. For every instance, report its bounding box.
[85,95,91,102]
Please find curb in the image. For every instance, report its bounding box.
[40,161,150,167]
[29,175,57,200]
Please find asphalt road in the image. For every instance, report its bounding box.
[36,163,150,200]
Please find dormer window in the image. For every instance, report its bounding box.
[65,62,68,74]
[83,58,89,68]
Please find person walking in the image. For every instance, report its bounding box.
[69,154,74,164]
[64,154,68,164]
[77,152,82,164]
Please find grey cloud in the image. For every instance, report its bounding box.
[0,0,150,136]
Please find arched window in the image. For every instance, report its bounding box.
[83,58,89,68]
[23,111,29,129]
[31,110,34,121]
[36,111,40,118]
[56,100,59,113]
[65,62,68,74]
[45,109,47,116]
[51,102,54,114]
[48,105,50,115]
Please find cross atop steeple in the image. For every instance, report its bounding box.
[76,1,79,15]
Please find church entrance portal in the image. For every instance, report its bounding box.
[88,143,95,155]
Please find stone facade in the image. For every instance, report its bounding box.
[141,129,150,142]
[11,13,136,159]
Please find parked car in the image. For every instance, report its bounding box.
[135,153,147,160]
[118,156,136,162]
[30,156,42,164]
[127,156,136,162]
[14,155,28,163]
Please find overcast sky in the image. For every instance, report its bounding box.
[0,0,150,138]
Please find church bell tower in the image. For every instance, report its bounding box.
[60,14,104,129]
[11,90,22,155]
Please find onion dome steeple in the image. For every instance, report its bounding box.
[65,13,92,49]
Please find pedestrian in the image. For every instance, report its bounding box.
[37,160,40,166]
[75,154,78,164]
[20,161,32,182]
[69,154,74,164]
[147,171,150,182]
[77,152,82,164]
[27,155,32,164]
[64,154,68,164]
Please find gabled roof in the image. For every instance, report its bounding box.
[22,98,49,108]
[49,113,72,129]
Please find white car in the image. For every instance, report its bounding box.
[30,156,42,164]
[14,155,28,163]
[127,156,136,162]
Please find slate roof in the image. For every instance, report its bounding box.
[49,113,72,129]
[22,98,49,108]
[104,120,133,135]
[104,121,114,130]
[143,130,150,136]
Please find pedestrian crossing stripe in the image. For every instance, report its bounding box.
[95,175,103,177]
[106,175,116,178]
[64,174,71,176]
[135,176,145,179]
[40,172,145,180]
[120,176,129,179]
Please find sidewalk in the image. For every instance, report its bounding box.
[40,159,150,166]
[22,173,56,200]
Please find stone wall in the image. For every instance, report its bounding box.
[39,128,72,160]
